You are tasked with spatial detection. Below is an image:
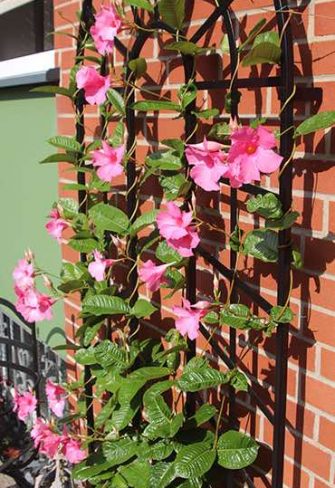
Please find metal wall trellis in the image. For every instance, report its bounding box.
[76,1,295,486]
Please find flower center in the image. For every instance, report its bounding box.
[246,143,257,155]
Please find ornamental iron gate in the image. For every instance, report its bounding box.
[75,1,296,486]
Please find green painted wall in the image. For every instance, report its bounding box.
[0,86,64,348]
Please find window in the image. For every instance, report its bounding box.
[0,0,54,62]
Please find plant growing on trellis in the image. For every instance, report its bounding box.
[11,0,335,486]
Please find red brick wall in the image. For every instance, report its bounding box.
[54,1,335,486]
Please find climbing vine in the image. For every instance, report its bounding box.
[10,1,335,486]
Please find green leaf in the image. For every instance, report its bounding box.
[165,41,206,56]
[178,364,231,392]
[247,193,283,219]
[149,462,176,488]
[178,83,197,110]
[75,346,97,365]
[265,211,299,230]
[239,18,267,51]
[109,121,125,147]
[175,443,216,478]
[162,138,185,157]
[103,438,138,465]
[39,153,77,164]
[47,135,82,153]
[243,229,278,262]
[131,299,157,318]
[131,210,158,236]
[193,108,220,119]
[69,234,100,253]
[108,396,141,431]
[140,440,174,461]
[89,202,130,235]
[83,295,130,316]
[132,100,181,112]
[270,305,294,323]
[158,0,185,29]
[72,458,115,480]
[128,57,148,78]
[203,311,219,325]
[242,41,281,66]
[31,85,74,97]
[292,248,303,269]
[58,279,85,293]
[60,262,87,281]
[295,110,335,137]
[118,460,150,488]
[230,370,249,392]
[208,122,231,142]
[185,404,217,429]
[95,398,115,428]
[220,304,250,329]
[156,240,183,264]
[159,174,191,201]
[95,340,128,369]
[58,197,79,217]
[217,430,259,469]
[146,149,183,171]
[107,89,125,115]
[253,30,280,47]
[125,0,154,11]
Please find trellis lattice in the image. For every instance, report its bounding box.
[75,1,295,487]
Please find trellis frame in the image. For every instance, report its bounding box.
[75,1,295,486]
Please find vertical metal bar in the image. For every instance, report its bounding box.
[272,0,294,486]
[222,9,240,487]
[30,321,41,416]
[182,53,197,417]
[74,0,95,442]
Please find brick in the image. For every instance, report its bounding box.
[319,416,335,451]
[305,376,335,416]
[320,348,335,382]
[315,2,335,36]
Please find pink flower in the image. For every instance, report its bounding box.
[90,5,122,55]
[226,125,283,188]
[173,298,209,340]
[185,138,228,191]
[156,202,199,258]
[31,418,62,458]
[76,66,110,105]
[13,390,37,421]
[92,141,125,183]
[12,258,34,292]
[46,380,66,418]
[45,208,69,242]
[138,260,169,292]
[88,250,115,282]
[63,438,86,464]
[16,288,54,323]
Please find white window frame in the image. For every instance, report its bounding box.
[0,50,58,88]
[0,0,34,16]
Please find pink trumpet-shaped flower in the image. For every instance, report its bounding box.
[138,260,169,292]
[45,208,69,242]
[92,141,125,183]
[12,258,34,292]
[173,298,210,340]
[185,138,228,191]
[76,66,110,105]
[31,419,62,458]
[226,125,283,188]
[156,202,199,258]
[88,250,115,282]
[46,380,66,418]
[90,5,122,55]
[13,390,37,421]
[16,288,54,323]
[63,438,86,464]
